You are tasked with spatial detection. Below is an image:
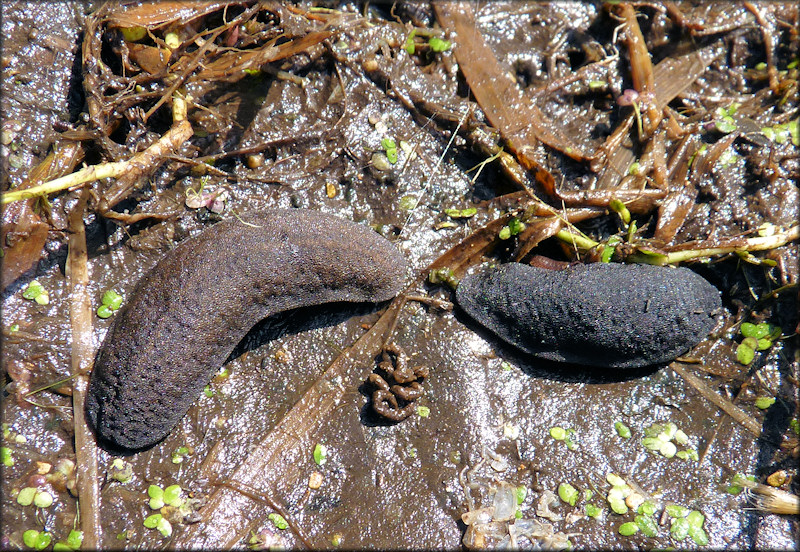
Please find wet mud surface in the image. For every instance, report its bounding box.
[2,1,798,550]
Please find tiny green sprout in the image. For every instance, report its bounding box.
[53,544,72,552]
[268,513,289,530]
[33,491,54,508]
[9,323,19,332]
[755,61,767,71]
[164,31,181,49]
[564,428,578,450]
[331,533,343,547]
[444,207,478,219]
[736,343,755,365]
[673,429,689,446]
[508,217,525,235]
[718,147,739,166]
[399,195,418,211]
[614,421,631,439]
[618,522,639,536]
[404,30,416,55]
[1,446,14,467]
[499,226,511,240]
[756,338,772,351]
[788,118,798,146]
[583,489,593,501]
[148,484,165,510]
[676,449,699,461]
[755,396,775,410]
[727,473,755,494]
[585,503,602,518]
[670,517,690,541]
[515,485,527,505]
[609,198,631,225]
[501,361,512,371]
[641,437,662,451]
[627,161,641,175]
[638,500,656,516]
[171,446,191,464]
[789,419,800,435]
[515,508,523,519]
[17,487,37,506]
[427,267,459,289]
[588,80,606,90]
[635,514,659,537]
[203,385,214,398]
[549,426,567,441]
[381,138,398,164]
[558,483,579,506]
[600,235,621,263]
[428,37,452,52]
[313,443,328,465]
[416,405,430,418]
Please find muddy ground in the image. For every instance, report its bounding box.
[1,1,798,550]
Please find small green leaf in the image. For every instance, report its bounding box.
[715,117,737,133]
[688,524,709,545]
[558,483,579,506]
[33,491,54,508]
[53,543,72,552]
[23,530,40,548]
[756,338,772,350]
[97,305,114,319]
[670,517,690,541]
[659,440,677,458]
[637,500,656,516]
[143,513,162,529]
[163,484,183,507]
[17,487,37,506]
[428,37,451,52]
[156,517,172,538]
[268,512,289,530]
[101,289,124,310]
[313,443,328,465]
[609,498,628,515]
[686,510,705,527]
[618,522,639,536]
[549,427,567,440]
[515,486,527,505]
[755,396,775,410]
[0,446,13,467]
[399,195,418,211]
[416,405,430,418]
[444,207,477,219]
[66,530,83,549]
[404,30,416,55]
[507,217,525,235]
[635,514,658,537]
[614,421,631,439]
[666,504,690,518]
[736,343,755,365]
[642,436,662,451]
[741,322,765,338]
[585,503,602,518]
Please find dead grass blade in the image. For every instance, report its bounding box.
[670,362,761,438]
[66,189,101,548]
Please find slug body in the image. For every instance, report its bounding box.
[456,262,720,369]
[86,209,408,451]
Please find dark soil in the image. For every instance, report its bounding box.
[2,1,798,549]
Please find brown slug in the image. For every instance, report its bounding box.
[86,209,408,451]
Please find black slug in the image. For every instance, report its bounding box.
[86,209,408,451]
[455,262,721,369]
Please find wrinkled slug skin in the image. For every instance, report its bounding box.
[86,209,408,451]
[456,262,721,369]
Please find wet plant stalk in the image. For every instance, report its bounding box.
[66,190,101,549]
